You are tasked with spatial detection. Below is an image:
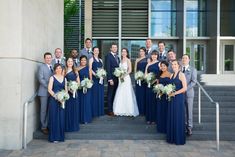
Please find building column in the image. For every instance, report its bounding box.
[84,0,92,41]
[216,0,221,74]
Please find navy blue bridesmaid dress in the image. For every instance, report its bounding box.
[145,62,160,123]
[65,71,80,132]
[135,58,148,115]
[157,77,170,133]
[78,66,92,124]
[91,57,104,117]
[48,76,65,142]
[167,71,186,145]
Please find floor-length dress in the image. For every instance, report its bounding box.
[157,77,170,133]
[135,58,148,115]
[78,66,92,123]
[166,71,186,145]
[65,71,80,132]
[91,57,104,117]
[113,61,139,116]
[48,76,65,142]
[145,62,160,123]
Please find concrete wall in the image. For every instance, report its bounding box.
[0,0,64,150]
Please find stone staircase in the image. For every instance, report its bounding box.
[34,85,235,141]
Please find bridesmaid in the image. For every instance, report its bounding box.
[78,55,93,124]
[166,60,187,145]
[134,47,148,115]
[156,61,171,133]
[145,50,160,124]
[64,57,80,132]
[89,47,104,117]
[48,64,67,142]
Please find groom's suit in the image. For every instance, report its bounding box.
[105,52,120,113]
[183,65,197,130]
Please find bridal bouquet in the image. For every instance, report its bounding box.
[145,72,156,88]
[54,90,70,109]
[163,84,176,101]
[153,84,164,99]
[113,67,127,83]
[96,68,107,84]
[67,81,79,98]
[80,78,93,94]
[135,71,145,86]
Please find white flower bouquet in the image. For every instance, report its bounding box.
[145,72,156,88]
[96,68,107,84]
[163,84,176,101]
[134,71,145,86]
[113,67,127,83]
[67,81,79,98]
[80,78,93,94]
[54,90,70,109]
[153,84,164,99]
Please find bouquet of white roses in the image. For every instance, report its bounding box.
[96,68,107,84]
[145,72,156,88]
[54,90,70,109]
[135,71,145,86]
[163,84,176,101]
[113,67,127,83]
[80,78,93,94]
[153,84,164,99]
[67,81,79,98]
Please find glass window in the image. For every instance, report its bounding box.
[221,0,235,36]
[151,0,176,37]
[224,45,234,71]
[186,0,207,37]
[121,40,146,61]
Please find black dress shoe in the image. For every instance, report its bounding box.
[41,128,49,135]
[187,128,192,136]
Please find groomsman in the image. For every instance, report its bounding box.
[167,49,177,73]
[158,41,167,61]
[37,52,53,134]
[145,38,154,59]
[105,43,120,116]
[70,49,80,67]
[51,48,65,67]
[181,54,197,136]
[80,38,93,60]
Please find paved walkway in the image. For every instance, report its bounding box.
[1,140,235,157]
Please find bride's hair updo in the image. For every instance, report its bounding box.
[121,48,130,59]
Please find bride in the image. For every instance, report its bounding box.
[113,48,139,117]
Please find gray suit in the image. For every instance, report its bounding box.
[183,65,197,129]
[145,47,154,59]
[79,48,93,60]
[37,63,53,129]
[51,58,66,68]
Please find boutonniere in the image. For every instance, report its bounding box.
[186,68,191,72]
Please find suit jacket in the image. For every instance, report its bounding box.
[105,52,120,81]
[79,48,93,60]
[51,58,66,68]
[183,66,197,98]
[37,64,53,97]
[145,47,154,59]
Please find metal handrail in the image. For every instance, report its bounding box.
[196,81,220,151]
[22,92,38,149]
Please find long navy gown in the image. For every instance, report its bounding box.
[157,77,170,133]
[48,76,65,142]
[65,71,80,132]
[91,57,104,117]
[78,66,92,124]
[167,71,186,145]
[135,58,148,115]
[145,62,160,123]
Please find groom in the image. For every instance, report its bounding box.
[105,43,120,116]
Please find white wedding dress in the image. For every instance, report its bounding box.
[113,61,139,117]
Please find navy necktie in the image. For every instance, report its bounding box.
[49,65,53,73]
[183,67,186,73]
[57,60,60,64]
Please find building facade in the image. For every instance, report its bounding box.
[82,0,235,74]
